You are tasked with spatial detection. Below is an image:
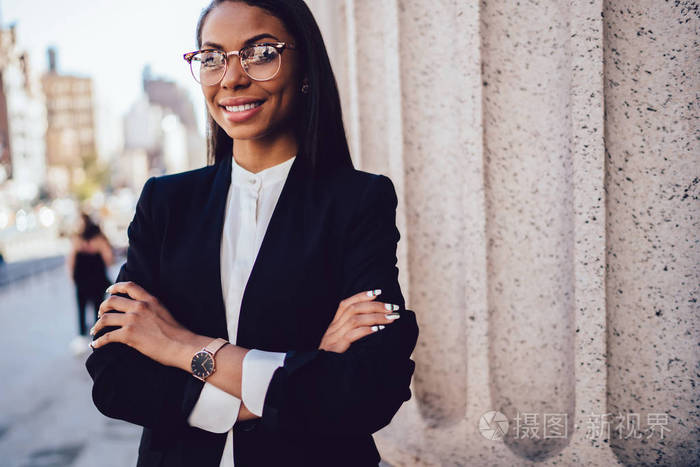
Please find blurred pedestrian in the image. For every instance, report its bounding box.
[67,212,113,354]
[0,249,6,287]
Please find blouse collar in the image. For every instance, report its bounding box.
[231,154,296,190]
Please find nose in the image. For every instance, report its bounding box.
[220,55,250,89]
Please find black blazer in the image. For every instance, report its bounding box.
[85,154,418,467]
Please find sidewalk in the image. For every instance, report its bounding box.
[0,263,140,467]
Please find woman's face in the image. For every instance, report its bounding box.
[199,2,302,142]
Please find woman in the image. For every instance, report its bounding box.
[86,1,418,466]
[67,212,113,345]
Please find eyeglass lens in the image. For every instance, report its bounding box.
[190,45,281,85]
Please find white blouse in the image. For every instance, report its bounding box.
[187,155,294,467]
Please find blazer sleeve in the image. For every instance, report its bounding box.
[258,174,419,436]
[85,177,194,432]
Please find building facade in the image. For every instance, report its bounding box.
[0,24,47,201]
[41,48,97,196]
[118,66,203,191]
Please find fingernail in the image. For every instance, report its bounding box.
[366,289,382,297]
[385,313,400,320]
[371,325,379,332]
[89,342,95,350]
[378,325,385,330]
[384,303,399,311]
[105,285,113,294]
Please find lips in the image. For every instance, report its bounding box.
[219,96,266,105]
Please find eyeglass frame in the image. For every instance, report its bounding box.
[183,41,297,85]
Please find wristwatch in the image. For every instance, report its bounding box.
[191,338,228,381]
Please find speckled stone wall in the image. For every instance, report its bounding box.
[307,0,699,465]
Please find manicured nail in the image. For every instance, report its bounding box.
[378,325,385,330]
[384,303,399,311]
[89,327,95,336]
[366,289,382,297]
[105,285,113,294]
[385,313,400,320]
[371,325,379,332]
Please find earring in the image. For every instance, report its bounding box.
[301,79,310,94]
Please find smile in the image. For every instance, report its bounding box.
[224,101,264,113]
[220,100,265,123]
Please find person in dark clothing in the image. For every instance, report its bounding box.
[67,213,114,342]
[86,1,418,465]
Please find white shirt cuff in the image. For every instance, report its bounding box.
[242,349,286,417]
[187,381,242,433]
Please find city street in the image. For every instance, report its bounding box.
[0,261,140,467]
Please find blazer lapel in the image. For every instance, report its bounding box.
[236,155,314,350]
[193,155,232,339]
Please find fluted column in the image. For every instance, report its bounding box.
[481,0,577,460]
[603,1,700,464]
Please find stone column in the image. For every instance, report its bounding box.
[603,1,700,464]
[307,0,699,464]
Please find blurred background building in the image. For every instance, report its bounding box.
[42,47,97,198]
[0,22,53,261]
[0,23,47,202]
[119,65,203,191]
[0,13,204,263]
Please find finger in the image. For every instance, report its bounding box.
[351,301,401,314]
[91,311,127,337]
[339,289,383,314]
[324,295,380,337]
[328,311,398,349]
[344,311,401,332]
[344,325,383,344]
[333,289,383,323]
[336,301,401,330]
[106,281,158,304]
[90,327,128,350]
[98,295,140,318]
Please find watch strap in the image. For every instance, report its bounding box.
[203,337,228,356]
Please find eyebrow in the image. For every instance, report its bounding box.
[202,33,281,49]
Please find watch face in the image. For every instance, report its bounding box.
[191,351,214,379]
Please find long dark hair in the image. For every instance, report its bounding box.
[196,0,353,176]
[78,213,102,241]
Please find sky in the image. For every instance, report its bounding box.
[1,0,214,156]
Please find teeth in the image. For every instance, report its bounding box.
[225,101,262,112]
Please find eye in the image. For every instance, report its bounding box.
[245,45,278,65]
[199,51,224,68]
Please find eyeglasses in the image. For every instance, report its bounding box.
[183,42,296,86]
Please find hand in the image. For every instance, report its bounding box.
[238,402,258,422]
[90,281,195,368]
[318,289,401,353]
